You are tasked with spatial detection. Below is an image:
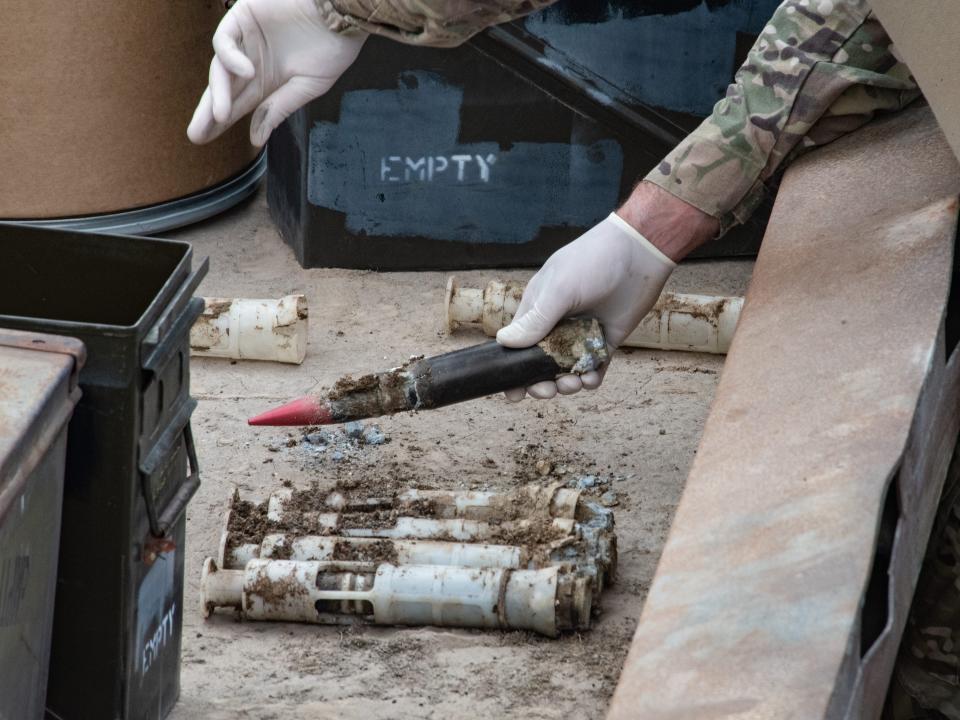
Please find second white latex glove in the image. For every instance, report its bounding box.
[187,0,366,148]
[496,212,675,401]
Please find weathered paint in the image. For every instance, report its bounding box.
[525,0,782,116]
[136,546,178,677]
[307,72,623,244]
[606,104,960,720]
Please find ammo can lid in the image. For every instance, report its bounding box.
[0,329,84,524]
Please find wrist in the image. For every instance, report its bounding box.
[616,181,720,262]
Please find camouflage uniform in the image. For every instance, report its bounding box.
[314,0,555,47]
[316,0,920,235]
[317,1,954,716]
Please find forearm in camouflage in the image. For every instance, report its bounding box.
[315,0,555,47]
[645,0,919,235]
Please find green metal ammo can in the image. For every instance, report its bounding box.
[0,223,207,720]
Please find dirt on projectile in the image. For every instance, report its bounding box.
[536,318,607,371]
[328,372,380,400]
[325,360,429,420]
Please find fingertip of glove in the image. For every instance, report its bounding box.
[504,388,526,403]
[580,370,603,390]
[527,381,558,400]
[496,324,526,348]
[555,374,583,395]
[232,56,256,80]
[249,105,272,148]
[186,116,209,146]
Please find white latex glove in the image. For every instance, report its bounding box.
[187,0,367,147]
[496,212,675,401]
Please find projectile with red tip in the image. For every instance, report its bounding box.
[247,318,607,427]
[248,396,333,426]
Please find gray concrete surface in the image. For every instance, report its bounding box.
[164,188,754,720]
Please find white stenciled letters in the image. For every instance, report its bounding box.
[380,156,403,182]
[141,602,177,675]
[404,157,427,181]
[450,154,472,181]
[474,154,497,182]
[381,153,497,184]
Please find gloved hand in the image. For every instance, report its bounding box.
[496,212,675,401]
[187,0,367,148]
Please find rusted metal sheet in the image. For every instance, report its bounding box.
[0,329,84,515]
[0,329,83,719]
[607,104,960,719]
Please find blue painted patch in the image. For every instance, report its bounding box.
[525,0,782,116]
[308,72,624,244]
[135,550,176,680]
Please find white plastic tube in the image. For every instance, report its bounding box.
[339,516,576,541]
[223,510,575,565]
[200,558,590,636]
[445,278,743,355]
[630,292,743,354]
[190,295,308,364]
[283,485,581,521]
[256,534,523,569]
[394,486,580,520]
[444,277,525,335]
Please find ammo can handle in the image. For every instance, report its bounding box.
[141,423,201,538]
[142,258,208,374]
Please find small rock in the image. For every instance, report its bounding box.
[331,450,345,462]
[658,428,666,435]
[344,421,365,439]
[362,426,387,445]
[576,475,598,489]
[600,491,619,507]
[535,459,553,476]
[304,432,327,446]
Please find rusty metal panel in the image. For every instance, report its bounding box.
[0,329,83,516]
[607,104,960,719]
[0,329,83,720]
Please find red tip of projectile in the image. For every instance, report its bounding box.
[247,396,333,426]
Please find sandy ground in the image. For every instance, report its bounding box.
[164,189,753,720]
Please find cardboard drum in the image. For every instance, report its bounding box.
[0,2,259,219]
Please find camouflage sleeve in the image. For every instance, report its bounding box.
[645,0,920,235]
[314,0,556,47]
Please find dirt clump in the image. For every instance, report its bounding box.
[338,508,400,531]
[329,373,379,400]
[245,566,308,606]
[489,518,571,553]
[332,539,399,564]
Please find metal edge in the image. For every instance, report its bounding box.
[14,151,266,236]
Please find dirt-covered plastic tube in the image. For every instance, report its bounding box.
[219,487,617,591]
[201,558,592,637]
[445,278,743,355]
[190,295,308,364]
[266,485,582,521]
